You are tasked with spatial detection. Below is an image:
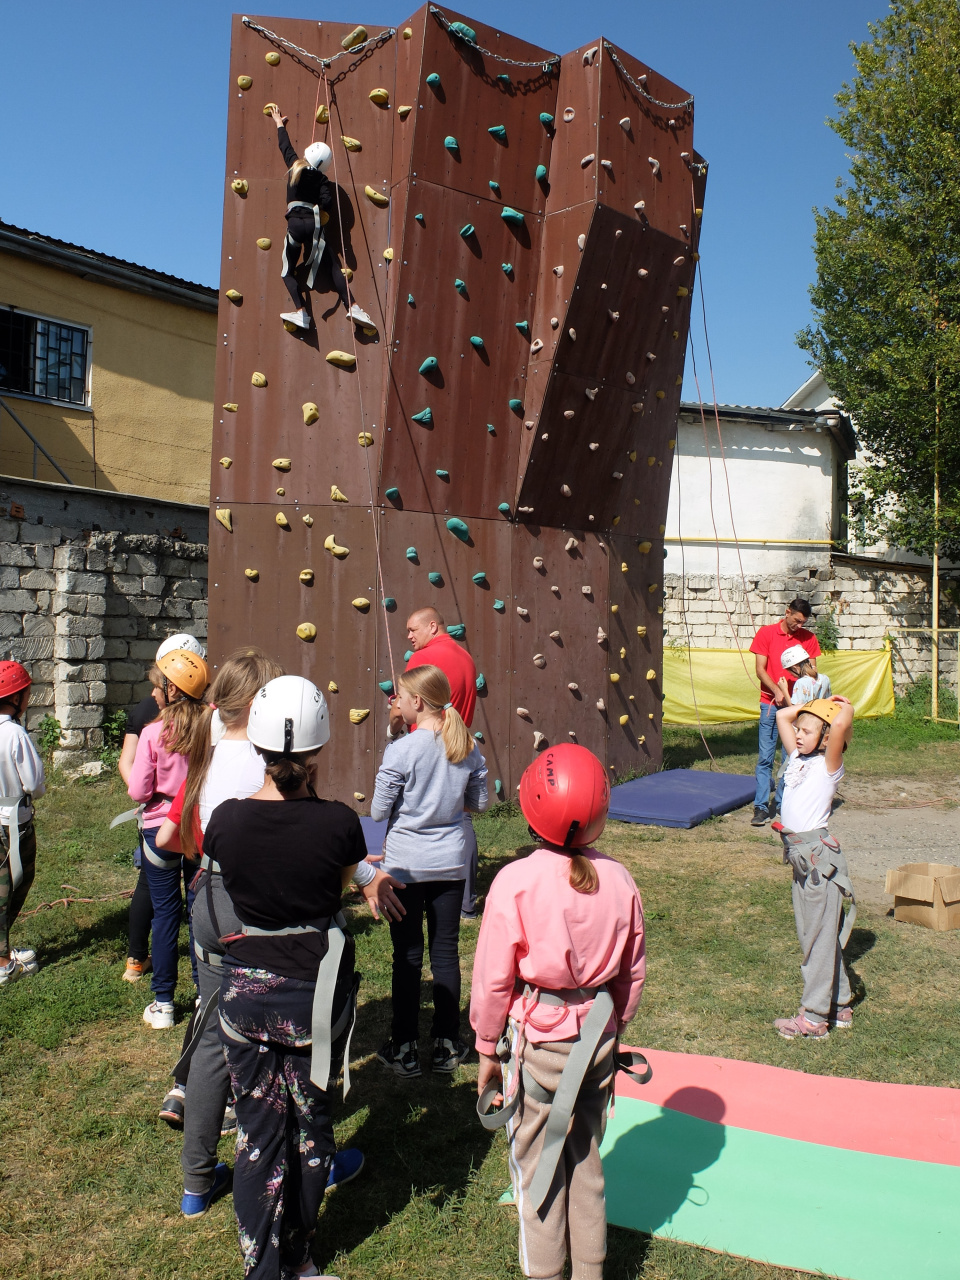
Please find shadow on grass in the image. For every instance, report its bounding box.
[662,723,758,772]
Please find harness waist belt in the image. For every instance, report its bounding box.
[199,853,221,874]
[283,201,325,291]
[0,796,26,890]
[776,825,857,947]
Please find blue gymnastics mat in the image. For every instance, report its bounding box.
[608,769,755,829]
[360,815,388,858]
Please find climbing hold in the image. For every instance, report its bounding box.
[272,458,291,471]
[648,582,659,593]
[530,339,543,355]
[516,707,530,719]
[475,673,486,693]
[637,735,647,746]
[600,159,613,173]
[231,179,248,195]
[656,390,666,400]
[407,293,416,305]
[444,136,460,153]
[303,514,314,527]
[608,310,621,324]
[446,518,470,542]
[668,439,677,450]
[494,779,503,798]
[237,75,253,90]
[404,650,413,662]
[564,537,577,553]
[596,699,606,712]
[449,20,477,42]
[677,287,689,297]
[487,424,496,434]
[509,399,523,412]
[341,25,367,49]
[402,26,413,38]
[563,410,575,420]
[330,485,348,503]
[411,407,433,425]
[620,646,627,659]
[498,503,510,516]
[343,266,353,280]
[533,557,544,569]
[276,487,285,497]
[385,487,400,502]
[501,207,525,227]
[251,371,267,387]
[646,669,657,681]
[302,402,319,425]
[383,248,394,261]
[327,681,338,694]
[358,432,374,447]
[581,585,592,595]
[637,625,648,637]
[341,136,362,151]
[469,336,484,349]
[569,329,577,342]
[533,731,547,750]
[406,547,418,561]
[352,598,370,611]
[223,403,238,414]
[419,357,439,375]
[455,278,468,296]
[648,157,661,175]
[398,105,413,119]
[488,125,507,140]
[533,654,546,668]
[628,450,637,463]
[577,234,586,250]
[325,351,357,370]
[425,72,442,89]
[349,708,370,724]
[435,470,449,480]
[501,262,513,275]
[459,223,475,238]
[299,570,314,584]
[244,568,259,580]
[225,290,242,305]
[619,715,629,727]
[275,512,290,528]
[536,164,548,181]
[619,116,631,131]
[588,443,599,452]
[383,598,396,609]
[447,623,466,640]
[583,45,599,65]
[264,51,281,65]
[354,792,365,803]
[496,73,511,85]
[378,680,395,697]
[219,457,232,468]
[256,237,273,250]
[580,154,595,168]
[516,607,529,618]
[296,622,317,641]
[597,627,607,643]
[315,104,329,124]
[525,421,536,430]
[364,185,389,207]
[263,102,279,116]
[563,107,576,122]
[489,181,502,196]
[515,321,530,336]
[493,600,505,611]
[472,572,487,585]
[632,403,644,414]
[585,387,598,401]
[561,485,572,498]
[369,87,389,105]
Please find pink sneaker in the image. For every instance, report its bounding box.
[829,1007,853,1030]
[774,1011,828,1040]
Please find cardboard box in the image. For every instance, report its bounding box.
[884,862,960,931]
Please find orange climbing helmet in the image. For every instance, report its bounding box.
[157,649,210,701]
[0,661,32,701]
[519,743,610,849]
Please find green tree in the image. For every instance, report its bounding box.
[799,0,960,558]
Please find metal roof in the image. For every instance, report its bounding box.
[678,400,858,460]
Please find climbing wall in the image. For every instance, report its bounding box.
[209,7,704,804]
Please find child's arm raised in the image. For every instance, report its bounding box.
[824,696,854,773]
[775,703,802,755]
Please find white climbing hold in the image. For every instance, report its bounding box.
[541,433,549,441]
[608,310,620,322]
[568,682,579,691]
[553,265,564,277]
[516,607,529,617]
[568,730,577,739]
[596,699,605,712]
[533,557,544,569]
[551,317,559,329]
[550,631,561,640]
[585,387,598,401]
[646,351,656,361]
[588,443,598,451]
[530,339,543,355]
[620,116,631,131]
[516,707,530,718]
[560,484,571,497]
[612,471,623,480]
[581,585,592,595]
[577,234,586,250]
[674,255,686,266]
[632,403,643,413]
[533,731,547,749]
[563,410,575,420]
[638,267,649,276]
[533,654,546,668]
[568,328,577,341]
[551,584,560,594]
[626,372,635,385]
[518,506,535,514]
[634,202,646,214]
[615,229,623,238]
[600,159,613,172]
[581,153,595,168]
[565,537,577,552]
[583,45,598,65]
[648,157,660,175]
[563,107,576,122]
[525,420,536,430]
[597,627,607,643]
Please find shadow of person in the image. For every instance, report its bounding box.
[602,1088,726,1236]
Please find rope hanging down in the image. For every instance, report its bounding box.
[241,16,397,71]
[430,6,559,69]
[602,41,694,112]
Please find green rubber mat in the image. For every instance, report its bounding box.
[600,1097,960,1280]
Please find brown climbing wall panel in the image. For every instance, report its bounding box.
[210,8,703,805]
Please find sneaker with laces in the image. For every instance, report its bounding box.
[326,1147,365,1193]
[751,806,768,826]
[143,1000,175,1029]
[376,1039,421,1078]
[347,302,374,327]
[0,957,24,986]
[774,1010,829,1040]
[123,956,152,983]
[181,1162,230,1218]
[280,308,312,330]
[432,1037,470,1073]
[159,1085,186,1128]
[829,1006,853,1030]
[10,947,38,974]
[220,1104,237,1137]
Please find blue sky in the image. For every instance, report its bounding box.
[1,0,883,406]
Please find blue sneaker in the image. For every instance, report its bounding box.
[181,1162,230,1218]
[325,1148,365,1194]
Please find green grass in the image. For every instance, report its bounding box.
[1,761,958,1279]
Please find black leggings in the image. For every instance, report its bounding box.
[388,879,465,1044]
[128,864,153,962]
[282,214,351,311]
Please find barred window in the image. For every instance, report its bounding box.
[0,309,90,406]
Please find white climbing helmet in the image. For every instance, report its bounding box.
[304,141,332,174]
[156,633,207,662]
[780,644,811,671]
[248,675,330,755]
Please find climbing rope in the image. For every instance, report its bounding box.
[429,6,559,69]
[241,16,396,72]
[602,42,694,113]
[20,884,134,918]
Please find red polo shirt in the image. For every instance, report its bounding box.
[749,623,820,705]
[405,632,477,727]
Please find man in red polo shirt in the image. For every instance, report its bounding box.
[748,598,821,826]
[387,607,480,916]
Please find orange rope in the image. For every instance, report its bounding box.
[21,884,133,918]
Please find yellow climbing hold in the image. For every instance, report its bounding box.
[620,647,627,659]
[328,681,338,693]
[637,735,646,745]
[256,238,272,250]
[251,372,267,387]
[677,287,689,297]
[646,669,657,681]
[225,290,242,304]
[223,402,238,413]
[628,450,637,462]
[324,534,349,558]
[263,102,278,115]
[656,390,666,399]
[358,431,374,447]
[272,458,291,471]
[237,75,253,89]
[354,792,365,802]
[244,568,259,580]
[610,604,619,614]
[613,516,621,527]
[638,541,652,553]
[299,570,314,584]
[297,623,317,641]
[621,562,629,573]
[637,625,647,637]
[383,247,394,261]
[352,597,371,611]
[648,583,659,593]
[402,26,413,38]
[660,523,666,533]
[369,87,389,105]
[231,179,248,195]
[303,402,319,425]
[215,509,233,532]
[315,104,329,124]
[341,136,362,151]
[265,51,281,65]
[302,514,314,527]
[341,25,367,50]
[219,457,232,468]
[343,266,354,282]
[330,485,348,503]
[275,512,290,529]
[398,105,413,118]
[325,351,356,370]
[364,185,389,207]
[619,715,629,726]
[349,708,370,724]
[610,673,620,683]
[668,439,676,450]
[276,488,285,496]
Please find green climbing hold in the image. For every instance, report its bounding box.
[436,469,450,480]
[515,321,530,336]
[449,21,477,43]
[415,213,425,225]
[447,623,466,639]
[411,407,433,425]
[493,599,505,611]
[446,518,470,541]
[419,357,439,375]
[489,180,501,194]
[385,486,400,501]
[382,597,396,609]
[536,164,548,181]
[501,207,525,227]
[404,649,413,661]
[406,547,418,561]
[455,279,467,296]
[475,673,486,691]
[459,223,475,239]
[472,572,487,585]
[498,502,510,515]
[470,336,484,349]
[495,779,503,798]
[487,424,496,434]
[539,112,554,127]
[407,293,415,306]
[426,72,441,87]
[378,680,395,695]
[509,398,523,412]
[474,731,484,742]
[428,572,442,585]
[488,125,507,140]
[496,73,511,85]
[501,263,513,275]
[444,136,460,153]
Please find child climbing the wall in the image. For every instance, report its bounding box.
[470,743,646,1280]
[372,664,488,1078]
[268,103,375,333]
[773,696,856,1040]
[778,643,832,705]
[0,663,45,986]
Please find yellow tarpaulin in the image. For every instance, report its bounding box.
[663,647,895,724]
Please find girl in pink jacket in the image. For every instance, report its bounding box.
[471,744,646,1280]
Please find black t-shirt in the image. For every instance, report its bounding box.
[278,127,334,213]
[205,795,365,981]
[127,693,160,737]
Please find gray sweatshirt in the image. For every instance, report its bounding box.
[371,728,489,882]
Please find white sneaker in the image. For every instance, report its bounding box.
[11,947,38,975]
[0,957,24,986]
[347,302,374,327]
[143,1001,175,1029]
[280,308,312,329]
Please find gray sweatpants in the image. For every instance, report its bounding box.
[791,870,852,1020]
[181,872,239,1194]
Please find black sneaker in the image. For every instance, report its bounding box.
[376,1039,421,1078]
[159,1085,185,1128]
[750,806,768,826]
[432,1038,470,1073]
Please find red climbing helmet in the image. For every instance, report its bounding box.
[519,743,610,849]
[0,661,32,700]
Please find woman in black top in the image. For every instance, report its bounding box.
[268,104,374,334]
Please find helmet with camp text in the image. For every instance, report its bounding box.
[247,675,330,755]
[156,633,207,662]
[304,141,332,173]
[519,743,610,849]
[156,649,210,700]
[0,661,31,701]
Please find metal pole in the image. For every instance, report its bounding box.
[933,375,940,720]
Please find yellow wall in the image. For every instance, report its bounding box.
[0,252,216,504]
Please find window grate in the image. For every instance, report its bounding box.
[0,309,89,406]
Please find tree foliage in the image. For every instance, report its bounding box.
[799,0,960,558]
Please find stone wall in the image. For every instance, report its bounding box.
[663,554,959,693]
[0,475,208,764]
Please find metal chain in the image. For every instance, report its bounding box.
[430,6,559,69]
[603,42,694,111]
[241,16,396,71]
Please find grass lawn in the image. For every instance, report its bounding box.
[1,717,958,1279]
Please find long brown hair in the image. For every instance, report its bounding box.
[567,854,599,895]
[398,665,473,764]
[178,647,283,853]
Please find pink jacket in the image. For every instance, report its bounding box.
[469,847,646,1055]
[127,719,189,829]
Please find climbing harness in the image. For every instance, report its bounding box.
[0,795,28,891]
[171,851,226,1080]
[109,804,144,830]
[772,823,858,947]
[282,201,326,293]
[477,982,651,1211]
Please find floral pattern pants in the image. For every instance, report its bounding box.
[220,965,335,1280]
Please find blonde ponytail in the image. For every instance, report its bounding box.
[568,853,599,895]
[398,664,473,764]
[440,703,472,765]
